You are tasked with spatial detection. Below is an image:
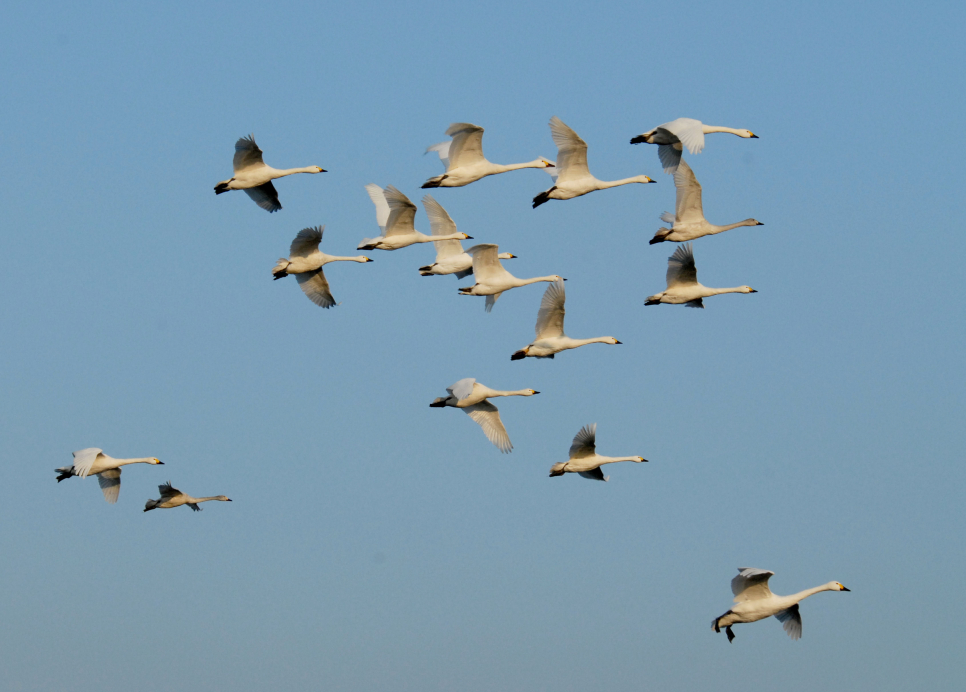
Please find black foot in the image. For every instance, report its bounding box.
[630,135,647,144]
[726,626,735,643]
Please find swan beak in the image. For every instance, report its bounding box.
[464,235,474,239]
[614,340,622,344]
[749,133,758,138]
[508,254,517,258]
[648,177,657,183]
[640,457,648,462]
[156,461,165,465]
[562,278,568,281]
[532,391,540,395]
[841,585,850,591]
[227,498,233,501]
[750,289,758,293]
[756,222,764,226]
[365,257,374,262]
[318,167,328,172]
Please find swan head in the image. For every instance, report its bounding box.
[605,337,621,345]
[525,389,540,396]
[540,158,555,168]
[747,219,764,226]
[634,456,648,463]
[460,233,473,240]
[639,175,657,184]
[216,496,232,502]
[151,458,163,465]
[361,256,374,262]
[740,130,757,139]
[497,252,517,260]
[547,275,564,283]
[739,286,757,294]
[832,582,850,591]
[311,166,326,173]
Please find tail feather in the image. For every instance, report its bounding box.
[272,259,290,279]
[144,499,159,512]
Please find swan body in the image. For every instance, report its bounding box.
[422,122,554,188]
[548,424,646,481]
[429,378,540,453]
[645,243,756,308]
[533,116,655,208]
[55,448,163,504]
[649,159,762,244]
[144,482,232,512]
[459,244,563,312]
[214,135,325,212]
[630,118,758,174]
[417,195,516,277]
[358,185,471,251]
[272,225,373,308]
[511,279,620,360]
[712,568,850,642]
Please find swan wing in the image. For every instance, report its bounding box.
[657,144,683,174]
[775,604,802,640]
[666,243,698,288]
[382,185,417,238]
[158,482,181,500]
[445,123,486,169]
[446,378,476,402]
[233,135,266,172]
[296,269,336,308]
[535,279,566,339]
[244,182,281,213]
[485,292,502,313]
[289,226,324,258]
[426,140,451,168]
[464,401,512,453]
[71,448,103,478]
[673,160,705,223]
[662,118,705,155]
[577,467,608,482]
[187,503,202,511]
[423,195,463,259]
[364,184,390,232]
[467,244,509,283]
[96,469,121,504]
[731,567,775,602]
[549,116,589,183]
[569,423,597,459]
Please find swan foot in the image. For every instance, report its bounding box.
[630,135,648,144]
[532,188,554,208]
[644,299,661,306]
[214,182,231,194]
[726,626,735,643]
[510,350,527,361]
[421,175,446,189]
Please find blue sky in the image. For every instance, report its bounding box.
[1,1,964,690]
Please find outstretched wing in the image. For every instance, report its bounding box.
[71,448,104,478]
[233,135,265,172]
[422,195,463,259]
[446,378,476,402]
[296,269,336,308]
[445,123,486,169]
[577,467,609,482]
[364,184,390,232]
[732,567,775,602]
[549,116,590,183]
[464,401,512,453]
[662,118,706,155]
[657,143,683,174]
[775,604,802,640]
[666,243,698,288]
[569,423,597,459]
[535,279,566,339]
[289,226,324,258]
[466,244,509,283]
[426,140,452,168]
[673,160,705,224]
[158,482,181,500]
[187,503,202,512]
[96,469,121,504]
[244,182,281,213]
[382,185,417,237]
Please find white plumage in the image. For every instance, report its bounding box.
[214,135,325,212]
[548,424,647,481]
[272,225,374,308]
[459,244,563,312]
[417,195,516,278]
[358,185,471,251]
[429,378,540,453]
[645,243,757,308]
[630,118,758,174]
[55,448,164,504]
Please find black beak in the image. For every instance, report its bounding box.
[757,222,764,226]
[750,134,759,139]
[464,235,474,239]
[366,258,375,261]
[227,498,233,501]
[320,168,328,172]
[842,586,850,591]
[562,278,568,281]
[157,461,165,465]
[750,289,758,293]
[614,340,622,344]
[532,391,540,395]
[641,458,649,462]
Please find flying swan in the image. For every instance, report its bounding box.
[645,243,756,308]
[460,244,563,312]
[712,567,850,642]
[630,118,757,174]
[273,225,373,308]
[533,116,655,208]
[430,378,540,453]
[418,195,516,277]
[214,135,325,212]
[358,185,471,251]
[549,423,646,481]
[144,482,232,512]
[422,122,554,188]
[55,448,163,504]
[649,159,763,244]
[511,279,621,360]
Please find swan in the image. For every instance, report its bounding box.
[645,243,756,308]
[144,482,232,512]
[55,448,163,504]
[712,568,850,643]
[357,185,472,251]
[422,122,555,188]
[429,378,539,453]
[649,159,762,244]
[549,423,646,481]
[511,279,621,360]
[214,135,325,212]
[630,118,757,174]
[459,244,563,312]
[418,195,516,277]
[533,116,655,208]
[272,225,373,308]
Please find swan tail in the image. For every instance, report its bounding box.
[272,259,290,279]
[421,175,445,189]
[144,499,159,512]
[429,397,448,408]
[644,295,663,305]
[549,463,567,477]
[511,349,528,361]
[630,134,648,144]
[532,189,554,208]
[55,466,75,482]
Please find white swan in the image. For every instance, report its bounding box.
[418,195,516,277]
[55,448,163,504]
[511,279,621,360]
[422,122,555,188]
[630,118,757,174]
[272,225,373,308]
[430,378,540,453]
[549,424,646,481]
[459,244,563,312]
[214,135,325,212]
[645,243,756,308]
[144,482,232,512]
[649,159,763,244]
[357,185,472,251]
[712,568,850,642]
[533,116,655,208]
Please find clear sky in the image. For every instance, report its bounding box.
[2,1,964,690]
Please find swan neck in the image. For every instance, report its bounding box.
[598,455,640,465]
[116,457,155,467]
[598,176,650,189]
[323,255,369,263]
[275,166,318,177]
[709,286,747,296]
[702,125,744,135]
[788,584,833,603]
[520,276,560,286]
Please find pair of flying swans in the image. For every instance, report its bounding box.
[549,424,647,481]
[533,116,656,208]
[459,244,563,312]
[430,378,539,453]
[512,279,621,360]
[214,135,325,212]
[358,185,471,251]
[630,118,757,174]
[645,243,756,308]
[418,195,516,278]
[273,226,374,308]
[649,159,763,244]
[55,448,163,504]
[712,568,850,642]
[144,482,232,512]
[423,122,554,188]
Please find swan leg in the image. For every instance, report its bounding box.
[726,626,735,643]
[532,187,555,208]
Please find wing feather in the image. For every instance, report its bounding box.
[673,160,705,224]
[296,269,336,308]
[464,401,512,453]
[289,226,324,258]
[775,604,802,640]
[535,279,566,339]
[244,182,281,213]
[732,567,775,602]
[97,469,121,504]
[382,185,417,237]
[364,184,390,232]
[447,378,476,402]
[233,135,265,172]
[444,123,485,169]
[577,467,608,481]
[71,448,103,478]
[548,117,589,183]
[666,243,698,288]
[663,118,705,154]
[569,423,597,459]
[422,195,463,259]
